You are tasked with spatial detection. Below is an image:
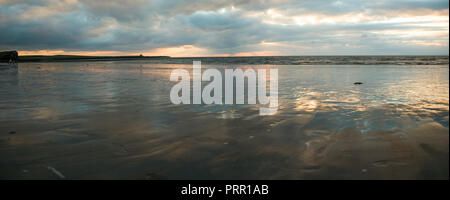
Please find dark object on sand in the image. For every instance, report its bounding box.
[353,82,363,85]
[0,51,18,64]
[145,172,166,180]
[8,131,16,134]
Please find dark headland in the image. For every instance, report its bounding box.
[0,51,18,63]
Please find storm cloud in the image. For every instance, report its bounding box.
[0,0,448,56]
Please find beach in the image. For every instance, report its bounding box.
[0,58,448,179]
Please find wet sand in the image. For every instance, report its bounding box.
[0,62,448,179]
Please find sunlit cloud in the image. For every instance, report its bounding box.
[19,50,125,56]
[142,45,210,57]
[1,0,448,56]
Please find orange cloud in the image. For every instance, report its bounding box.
[19,50,131,56]
[233,51,281,56]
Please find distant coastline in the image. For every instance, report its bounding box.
[1,50,448,65]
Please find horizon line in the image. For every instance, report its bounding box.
[17,54,450,57]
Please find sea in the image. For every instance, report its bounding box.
[0,56,448,179]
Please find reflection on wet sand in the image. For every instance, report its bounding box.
[0,62,448,179]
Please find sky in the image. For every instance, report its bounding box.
[0,0,448,56]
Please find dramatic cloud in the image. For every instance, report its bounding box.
[0,0,448,56]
